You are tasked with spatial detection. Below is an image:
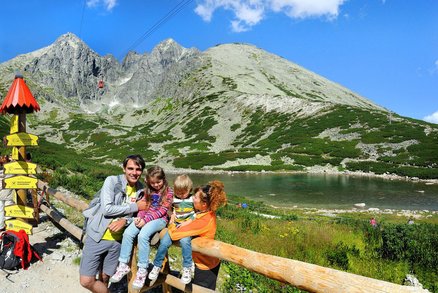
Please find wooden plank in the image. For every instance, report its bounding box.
[191,238,427,293]
[37,180,89,211]
[4,132,38,146]
[5,204,35,219]
[39,203,83,240]
[31,189,40,223]
[4,175,37,189]
[4,161,37,175]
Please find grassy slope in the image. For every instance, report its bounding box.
[2,112,438,291]
[15,98,438,180]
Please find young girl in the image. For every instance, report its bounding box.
[149,180,227,289]
[110,165,173,290]
[148,174,195,284]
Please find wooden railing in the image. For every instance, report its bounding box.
[36,180,429,293]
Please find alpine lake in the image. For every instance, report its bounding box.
[167,172,438,211]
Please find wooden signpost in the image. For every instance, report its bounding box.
[5,204,35,219]
[4,175,38,189]
[4,132,39,146]
[4,161,37,175]
[0,74,41,234]
[4,219,33,234]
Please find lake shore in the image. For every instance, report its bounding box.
[164,165,438,184]
[163,165,438,213]
[267,205,438,219]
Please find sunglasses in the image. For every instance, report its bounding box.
[200,185,211,202]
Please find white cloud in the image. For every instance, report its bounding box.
[86,0,99,7]
[104,0,117,10]
[195,0,265,32]
[269,0,345,19]
[423,111,438,124]
[195,0,346,32]
[86,0,117,11]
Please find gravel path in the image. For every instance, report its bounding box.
[1,216,87,293]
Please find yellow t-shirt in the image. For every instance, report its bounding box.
[101,185,136,241]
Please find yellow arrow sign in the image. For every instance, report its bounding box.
[5,204,35,219]
[4,175,38,189]
[4,161,37,175]
[5,219,33,234]
[10,115,19,134]
[11,147,19,160]
[4,132,38,146]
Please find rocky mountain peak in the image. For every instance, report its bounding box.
[55,32,84,45]
[150,38,190,63]
[51,32,95,57]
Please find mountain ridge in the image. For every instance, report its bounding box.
[0,33,437,178]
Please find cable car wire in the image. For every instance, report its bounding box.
[79,0,87,40]
[118,0,194,60]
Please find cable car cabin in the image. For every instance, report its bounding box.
[98,80,104,88]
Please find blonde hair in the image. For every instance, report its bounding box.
[173,174,193,194]
[194,180,227,212]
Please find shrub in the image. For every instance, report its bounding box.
[379,224,438,270]
[326,241,359,270]
[239,214,261,234]
[221,262,302,292]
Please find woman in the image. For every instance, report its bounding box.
[150,180,227,289]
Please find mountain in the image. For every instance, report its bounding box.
[0,33,437,179]
[0,33,201,112]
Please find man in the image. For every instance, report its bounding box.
[80,154,148,293]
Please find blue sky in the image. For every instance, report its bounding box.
[1,0,437,123]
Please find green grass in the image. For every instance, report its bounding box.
[215,196,438,292]
[4,91,437,179]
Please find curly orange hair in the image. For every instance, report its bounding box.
[195,180,227,212]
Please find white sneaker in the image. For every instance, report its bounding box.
[109,262,130,283]
[132,267,148,290]
[181,267,192,284]
[148,265,161,281]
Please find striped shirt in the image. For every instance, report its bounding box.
[137,187,173,224]
[173,195,195,225]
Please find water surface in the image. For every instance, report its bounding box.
[168,173,438,211]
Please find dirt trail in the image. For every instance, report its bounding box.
[1,216,88,293]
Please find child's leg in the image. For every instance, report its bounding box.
[137,218,166,269]
[118,221,140,264]
[179,236,192,268]
[152,231,172,267]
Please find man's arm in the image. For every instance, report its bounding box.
[101,176,138,217]
[108,218,127,232]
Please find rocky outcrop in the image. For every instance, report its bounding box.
[22,33,121,106]
[113,39,201,106]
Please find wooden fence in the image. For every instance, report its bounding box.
[36,181,429,293]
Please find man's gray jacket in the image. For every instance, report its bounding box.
[83,174,144,242]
